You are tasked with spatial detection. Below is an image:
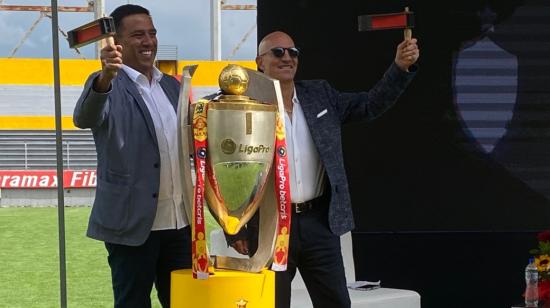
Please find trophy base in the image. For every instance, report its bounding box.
[171,268,275,308]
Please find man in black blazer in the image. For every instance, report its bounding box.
[73,5,191,308]
[230,31,419,307]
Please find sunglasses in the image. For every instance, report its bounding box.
[260,47,300,58]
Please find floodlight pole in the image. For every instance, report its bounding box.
[211,0,221,60]
[49,1,67,307]
[94,0,105,59]
[211,1,257,60]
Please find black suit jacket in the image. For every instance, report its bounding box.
[294,62,415,235]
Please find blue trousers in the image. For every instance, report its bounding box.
[275,200,351,308]
[105,226,192,308]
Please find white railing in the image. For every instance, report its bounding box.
[0,140,96,170]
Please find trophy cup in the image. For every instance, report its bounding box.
[171,64,292,308]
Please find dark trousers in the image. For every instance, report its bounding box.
[275,199,351,308]
[105,226,192,308]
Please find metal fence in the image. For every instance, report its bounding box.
[0,130,96,170]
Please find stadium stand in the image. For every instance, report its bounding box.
[0,59,253,206]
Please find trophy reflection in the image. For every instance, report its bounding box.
[178,64,291,278]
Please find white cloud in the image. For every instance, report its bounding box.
[0,13,28,47]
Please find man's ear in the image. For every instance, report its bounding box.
[255,56,263,73]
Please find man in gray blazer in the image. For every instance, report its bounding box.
[73,5,191,308]
[230,31,419,308]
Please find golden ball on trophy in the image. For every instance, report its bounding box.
[218,64,249,95]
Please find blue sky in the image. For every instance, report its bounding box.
[0,0,257,60]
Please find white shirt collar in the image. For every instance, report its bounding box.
[292,88,299,104]
[121,64,163,84]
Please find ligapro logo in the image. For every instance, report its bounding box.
[221,138,237,154]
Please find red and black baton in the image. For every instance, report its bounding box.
[358,7,414,40]
[67,16,116,49]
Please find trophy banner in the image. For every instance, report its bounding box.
[192,101,209,279]
[271,111,292,271]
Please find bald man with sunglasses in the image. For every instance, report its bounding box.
[230,31,419,308]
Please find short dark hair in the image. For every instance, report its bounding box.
[110,4,150,30]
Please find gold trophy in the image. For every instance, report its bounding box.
[205,65,277,237]
[171,64,291,308]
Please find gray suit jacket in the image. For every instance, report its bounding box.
[73,70,180,246]
[295,62,415,236]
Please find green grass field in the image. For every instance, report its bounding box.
[0,207,223,308]
[0,207,124,308]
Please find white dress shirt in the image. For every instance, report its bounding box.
[122,65,189,230]
[284,90,325,203]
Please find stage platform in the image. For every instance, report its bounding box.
[210,230,422,308]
